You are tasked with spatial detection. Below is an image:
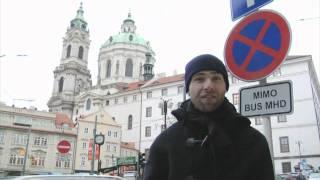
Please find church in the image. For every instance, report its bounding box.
[47,3,320,174]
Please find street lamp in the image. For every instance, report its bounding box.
[159,98,173,130]
[13,122,32,176]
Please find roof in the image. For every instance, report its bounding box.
[55,113,74,127]
[101,32,151,48]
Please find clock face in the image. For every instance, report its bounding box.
[95,135,104,144]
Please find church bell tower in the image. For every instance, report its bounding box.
[47,3,92,118]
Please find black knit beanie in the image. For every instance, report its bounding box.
[185,54,229,93]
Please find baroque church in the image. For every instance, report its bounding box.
[47,3,156,119]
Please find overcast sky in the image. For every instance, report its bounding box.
[0,0,319,110]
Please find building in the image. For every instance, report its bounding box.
[47,4,320,175]
[0,105,77,176]
[74,108,121,173]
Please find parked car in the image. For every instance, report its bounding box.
[309,173,320,180]
[5,175,126,180]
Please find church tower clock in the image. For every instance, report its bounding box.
[47,3,92,118]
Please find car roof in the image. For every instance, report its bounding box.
[8,175,126,180]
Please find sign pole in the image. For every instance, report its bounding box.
[259,78,275,166]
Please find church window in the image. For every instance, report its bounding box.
[128,115,133,130]
[129,35,133,41]
[106,60,111,78]
[58,77,64,93]
[125,59,133,77]
[66,45,71,58]
[78,46,84,59]
[116,61,119,75]
[86,99,91,110]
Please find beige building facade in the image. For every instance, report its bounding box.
[0,105,77,176]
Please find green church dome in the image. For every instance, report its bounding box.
[102,32,151,48]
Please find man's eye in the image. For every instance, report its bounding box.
[193,77,204,82]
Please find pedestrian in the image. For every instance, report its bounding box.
[143,54,274,180]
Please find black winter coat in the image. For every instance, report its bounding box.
[143,99,274,180]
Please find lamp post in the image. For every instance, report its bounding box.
[159,98,173,130]
[13,122,32,176]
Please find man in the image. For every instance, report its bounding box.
[143,54,274,180]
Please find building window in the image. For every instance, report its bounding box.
[146,107,152,117]
[66,45,71,58]
[78,46,84,59]
[80,156,85,166]
[282,162,291,173]
[84,128,88,134]
[0,131,4,144]
[108,131,111,136]
[114,98,118,104]
[82,142,87,149]
[106,100,109,106]
[13,134,28,145]
[9,153,24,165]
[178,86,184,94]
[58,77,64,93]
[125,59,133,77]
[255,117,262,125]
[161,88,168,96]
[133,95,137,101]
[114,132,118,138]
[34,137,47,147]
[280,136,290,153]
[147,91,152,99]
[145,126,151,137]
[106,60,111,78]
[128,115,133,130]
[31,155,45,167]
[232,93,240,105]
[273,68,282,77]
[123,96,128,103]
[86,99,91,110]
[277,115,287,123]
[116,61,119,75]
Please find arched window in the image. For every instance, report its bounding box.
[106,60,111,78]
[86,99,91,110]
[116,61,119,75]
[58,77,64,93]
[78,46,84,59]
[128,115,133,130]
[125,59,133,77]
[66,45,71,58]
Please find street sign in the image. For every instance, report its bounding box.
[57,140,71,154]
[225,10,291,81]
[239,81,293,117]
[117,156,136,166]
[230,0,273,21]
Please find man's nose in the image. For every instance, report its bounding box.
[203,79,214,89]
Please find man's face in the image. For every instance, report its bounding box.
[188,70,226,112]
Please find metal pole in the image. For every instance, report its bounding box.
[22,125,31,176]
[138,88,143,178]
[259,79,275,169]
[164,100,167,129]
[91,116,97,174]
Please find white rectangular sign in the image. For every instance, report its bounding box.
[239,81,293,117]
